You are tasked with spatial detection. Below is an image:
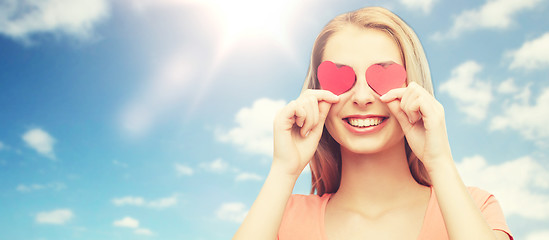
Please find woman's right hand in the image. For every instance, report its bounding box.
[272,89,340,177]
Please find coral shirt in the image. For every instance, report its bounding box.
[278,187,513,240]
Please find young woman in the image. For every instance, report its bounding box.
[234,7,513,240]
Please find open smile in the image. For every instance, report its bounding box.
[342,115,388,134]
[345,116,386,128]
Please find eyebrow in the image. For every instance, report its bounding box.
[333,62,351,68]
[331,60,398,68]
[375,61,398,67]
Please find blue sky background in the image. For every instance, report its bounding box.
[1,0,549,239]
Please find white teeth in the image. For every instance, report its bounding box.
[348,117,384,127]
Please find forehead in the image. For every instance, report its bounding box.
[322,25,403,68]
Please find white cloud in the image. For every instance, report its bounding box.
[113,217,155,235]
[400,0,437,13]
[216,202,248,223]
[17,184,46,192]
[200,158,229,173]
[526,230,549,240]
[147,196,177,209]
[497,78,518,94]
[17,182,66,193]
[0,141,5,150]
[135,228,154,235]
[432,0,542,40]
[22,128,56,159]
[497,80,532,105]
[457,155,549,220]
[113,216,139,228]
[0,0,110,45]
[508,32,549,71]
[175,163,194,176]
[112,196,145,206]
[491,87,549,143]
[235,172,263,182]
[35,209,73,225]
[112,195,177,209]
[216,98,286,156]
[439,61,492,122]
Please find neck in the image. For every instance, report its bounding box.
[334,139,425,207]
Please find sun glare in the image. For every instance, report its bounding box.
[202,0,303,60]
[138,0,305,63]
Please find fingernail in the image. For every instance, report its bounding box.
[379,94,387,101]
[305,130,310,137]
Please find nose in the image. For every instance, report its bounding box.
[350,75,376,107]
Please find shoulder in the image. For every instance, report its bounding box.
[287,194,327,208]
[278,194,330,239]
[466,186,497,209]
[466,186,492,197]
[466,186,513,239]
[283,194,329,220]
[422,186,512,239]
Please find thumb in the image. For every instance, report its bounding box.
[318,101,332,123]
[306,101,332,136]
[386,100,412,131]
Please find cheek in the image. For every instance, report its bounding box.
[324,107,343,140]
[323,95,352,139]
[386,117,405,139]
[324,112,337,135]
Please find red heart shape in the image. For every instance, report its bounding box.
[317,61,356,95]
[366,64,407,95]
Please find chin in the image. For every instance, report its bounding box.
[335,132,407,156]
[342,141,386,155]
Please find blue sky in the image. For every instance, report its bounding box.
[1,0,549,239]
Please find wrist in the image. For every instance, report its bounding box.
[422,149,454,173]
[425,157,459,183]
[270,157,307,179]
[267,169,299,186]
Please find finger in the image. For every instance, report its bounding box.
[318,101,332,122]
[295,104,307,128]
[417,94,443,120]
[379,88,406,102]
[275,101,298,130]
[300,98,317,136]
[400,89,420,124]
[386,100,412,131]
[304,89,340,104]
[402,84,436,123]
[309,101,333,135]
[405,99,422,124]
[311,96,320,129]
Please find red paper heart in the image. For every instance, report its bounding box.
[317,61,356,95]
[366,64,407,95]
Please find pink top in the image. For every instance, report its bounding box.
[278,187,513,240]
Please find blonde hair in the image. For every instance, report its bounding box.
[303,7,433,196]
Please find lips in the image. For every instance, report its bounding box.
[345,116,386,128]
[342,115,388,134]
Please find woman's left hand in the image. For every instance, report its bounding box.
[380,82,453,172]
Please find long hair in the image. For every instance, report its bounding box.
[303,7,433,196]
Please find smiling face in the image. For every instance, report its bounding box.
[323,25,406,155]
